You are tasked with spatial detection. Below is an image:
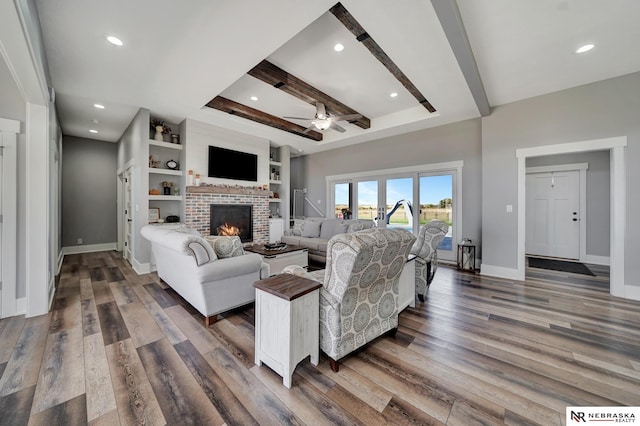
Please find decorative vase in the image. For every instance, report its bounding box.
[154,126,164,141]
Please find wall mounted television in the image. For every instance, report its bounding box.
[208,146,258,182]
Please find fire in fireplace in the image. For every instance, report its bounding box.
[210,204,253,242]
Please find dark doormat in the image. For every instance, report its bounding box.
[527,257,595,276]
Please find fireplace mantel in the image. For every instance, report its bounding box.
[186,185,269,196]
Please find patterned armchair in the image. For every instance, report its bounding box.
[284,228,416,372]
[410,220,449,301]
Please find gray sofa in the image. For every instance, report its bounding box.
[281,217,376,264]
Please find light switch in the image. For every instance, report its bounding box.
[506,204,513,213]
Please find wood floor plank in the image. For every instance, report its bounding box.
[164,305,220,353]
[252,364,363,426]
[27,394,87,426]
[0,385,35,426]
[48,294,81,334]
[0,315,26,363]
[174,340,259,426]
[0,315,50,397]
[129,284,187,345]
[137,338,225,425]
[81,298,101,336]
[143,282,177,308]
[88,409,120,426]
[105,267,125,283]
[118,302,164,348]
[84,333,117,422]
[97,301,130,346]
[80,277,94,300]
[205,346,303,425]
[92,282,115,305]
[109,281,139,305]
[105,338,165,426]
[30,326,85,415]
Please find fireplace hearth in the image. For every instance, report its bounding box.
[210,204,253,242]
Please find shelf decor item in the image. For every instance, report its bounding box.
[149,208,160,223]
[150,119,172,141]
[170,134,180,144]
[166,159,178,170]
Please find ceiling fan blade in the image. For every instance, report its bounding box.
[329,113,362,122]
[302,125,316,134]
[329,122,346,133]
[283,116,313,121]
[316,102,327,119]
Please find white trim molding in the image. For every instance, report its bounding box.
[62,242,118,255]
[515,136,628,299]
[0,118,20,318]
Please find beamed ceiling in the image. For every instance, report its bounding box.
[34,0,640,155]
[206,3,434,142]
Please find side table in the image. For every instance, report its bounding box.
[254,273,322,388]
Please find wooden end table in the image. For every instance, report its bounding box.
[245,244,309,276]
[254,273,322,388]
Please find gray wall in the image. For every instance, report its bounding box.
[482,71,640,285]
[62,136,118,247]
[527,151,610,257]
[295,118,483,253]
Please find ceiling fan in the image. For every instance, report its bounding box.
[284,102,362,134]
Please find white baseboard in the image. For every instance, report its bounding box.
[62,242,117,255]
[624,284,640,301]
[582,254,610,266]
[480,263,522,281]
[132,258,151,275]
[16,297,26,315]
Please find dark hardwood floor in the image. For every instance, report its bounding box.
[0,251,638,425]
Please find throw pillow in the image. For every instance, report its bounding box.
[346,222,365,233]
[291,220,303,236]
[205,235,245,258]
[301,220,321,238]
[188,241,217,266]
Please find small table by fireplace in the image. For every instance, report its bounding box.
[245,244,309,276]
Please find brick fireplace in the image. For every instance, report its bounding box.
[185,186,269,245]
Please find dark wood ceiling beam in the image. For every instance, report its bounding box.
[330,2,437,113]
[248,60,371,130]
[206,96,323,141]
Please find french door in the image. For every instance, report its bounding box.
[331,164,459,262]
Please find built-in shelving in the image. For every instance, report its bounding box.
[148,119,185,224]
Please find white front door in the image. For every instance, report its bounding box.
[526,170,580,259]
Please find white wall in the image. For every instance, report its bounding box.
[184,119,270,187]
[482,71,640,290]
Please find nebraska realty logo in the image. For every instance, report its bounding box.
[567,407,639,423]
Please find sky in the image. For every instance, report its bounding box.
[335,175,452,206]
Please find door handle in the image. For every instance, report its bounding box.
[572,218,578,222]
[127,219,132,222]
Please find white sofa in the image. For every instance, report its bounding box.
[281,218,375,264]
[141,225,269,325]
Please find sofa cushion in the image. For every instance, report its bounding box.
[346,222,364,233]
[320,219,348,240]
[301,220,321,238]
[281,235,302,246]
[205,236,245,259]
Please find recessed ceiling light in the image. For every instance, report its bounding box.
[250,96,258,101]
[89,129,98,134]
[576,44,594,54]
[106,36,123,46]
[94,103,105,109]
[334,43,344,52]
[390,92,398,98]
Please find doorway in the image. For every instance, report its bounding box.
[516,137,627,298]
